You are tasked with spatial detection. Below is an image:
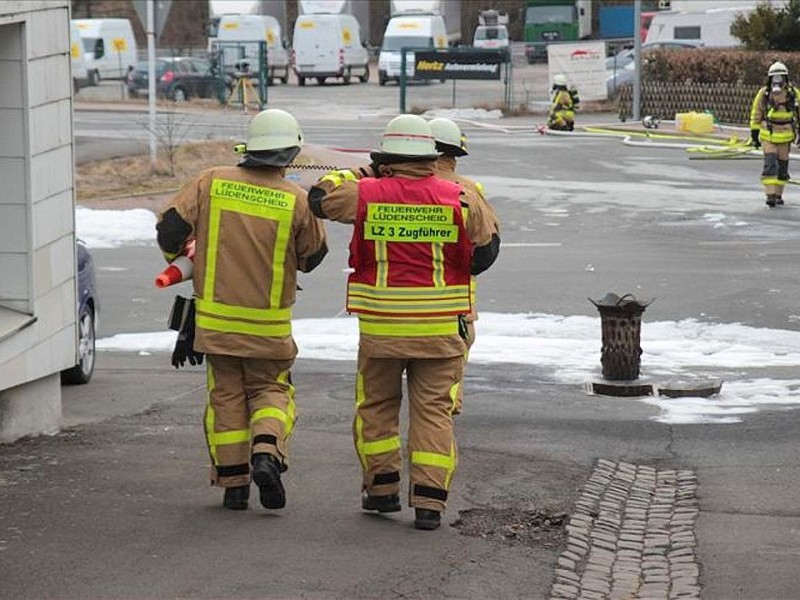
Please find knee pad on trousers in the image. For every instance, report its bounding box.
[762,153,778,177]
[778,159,790,181]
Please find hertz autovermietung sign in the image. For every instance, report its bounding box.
[413,50,506,81]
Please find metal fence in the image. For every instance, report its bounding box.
[618,81,760,126]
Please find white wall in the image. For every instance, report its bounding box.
[0,0,77,442]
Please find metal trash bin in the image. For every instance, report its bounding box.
[589,293,654,381]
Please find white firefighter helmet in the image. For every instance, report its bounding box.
[376,114,438,158]
[768,61,789,78]
[429,117,468,156]
[642,115,659,129]
[245,109,303,152]
[553,74,568,87]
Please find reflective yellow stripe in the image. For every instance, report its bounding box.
[196,314,291,337]
[348,298,470,313]
[475,181,485,198]
[362,436,402,455]
[412,451,453,469]
[359,319,458,336]
[211,429,250,445]
[449,381,459,415]
[762,177,786,186]
[349,283,470,299]
[412,445,457,488]
[202,179,295,333]
[205,366,218,464]
[432,243,445,287]
[204,199,222,301]
[375,240,388,287]
[277,370,296,437]
[470,276,477,304]
[251,407,288,425]
[195,298,291,322]
[348,282,470,315]
[354,372,367,468]
[320,169,358,188]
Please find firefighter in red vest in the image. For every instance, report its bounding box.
[429,118,500,416]
[308,115,500,530]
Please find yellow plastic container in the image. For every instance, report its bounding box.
[675,111,715,134]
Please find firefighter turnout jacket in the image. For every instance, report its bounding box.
[156,165,328,359]
[434,155,500,324]
[750,84,800,145]
[308,161,499,359]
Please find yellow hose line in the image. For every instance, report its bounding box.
[582,126,744,146]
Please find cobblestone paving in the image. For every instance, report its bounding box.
[550,459,701,600]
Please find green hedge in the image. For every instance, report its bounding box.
[642,49,800,85]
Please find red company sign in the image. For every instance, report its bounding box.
[570,48,602,60]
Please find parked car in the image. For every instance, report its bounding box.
[127,57,224,102]
[606,41,702,96]
[61,240,98,385]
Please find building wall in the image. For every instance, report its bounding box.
[0,0,77,442]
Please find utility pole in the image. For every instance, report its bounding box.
[147,0,157,172]
[633,0,642,122]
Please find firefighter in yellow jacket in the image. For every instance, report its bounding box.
[309,115,500,530]
[749,61,800,207]
[156,109,328,511]
[547,74,575,131]
[429,117,500,415]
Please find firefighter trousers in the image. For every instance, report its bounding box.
[453,320,476,416]
[761,140,791,197]
[204,354,296,488]
[354,351,462,512]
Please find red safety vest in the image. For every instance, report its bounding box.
[347,176,472,320]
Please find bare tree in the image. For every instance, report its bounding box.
[139,109,193,177]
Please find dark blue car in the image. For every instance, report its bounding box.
[61,240,98,385]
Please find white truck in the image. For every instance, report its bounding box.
[215,13,290,84]
[378,0,451,86]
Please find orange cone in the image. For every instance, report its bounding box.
[155,255,193,288]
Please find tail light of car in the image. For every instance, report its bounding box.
[159,70,175,83]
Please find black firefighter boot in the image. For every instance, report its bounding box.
[362,492,401,513]
[766,194,777,208]
[252,453,286,509]
[223,485,250,510]
[414,508,442,530]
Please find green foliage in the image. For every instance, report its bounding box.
[731,0,800,51]
[641,48,800,86]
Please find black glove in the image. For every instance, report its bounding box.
[751,129,761,148]
[169,296,204,369]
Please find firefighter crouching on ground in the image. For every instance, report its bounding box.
[308,115,500,530]
[547,74,575,131]
[749,61,800,207]
[155,109,328,511]
[429,117,500,416]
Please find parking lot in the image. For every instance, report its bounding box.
[75,48,559,116]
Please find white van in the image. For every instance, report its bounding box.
[378,14,447,86]
[72,18,137,81]
[292,13,369,86]
[69,22,92,92]
[216,14,289,84]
